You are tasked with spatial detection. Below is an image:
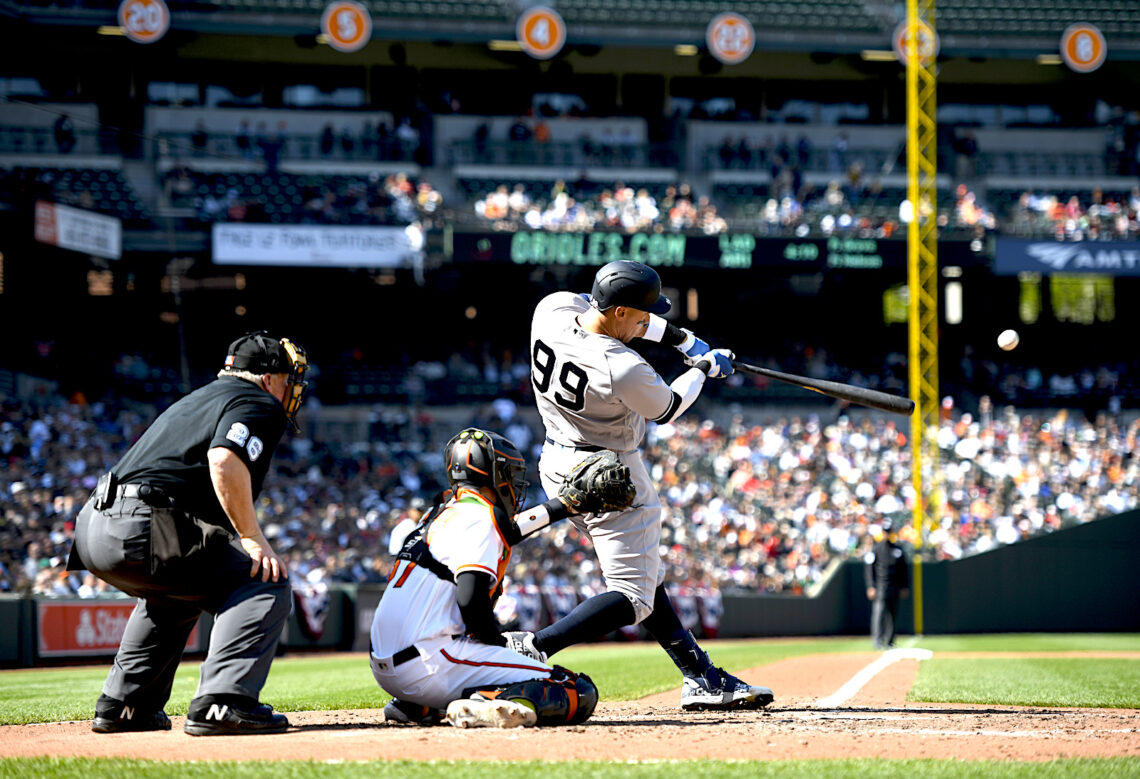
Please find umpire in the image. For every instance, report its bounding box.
[66,331,310,736]
[864,518,911,650]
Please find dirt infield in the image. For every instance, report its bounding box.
[4,651,1139,762]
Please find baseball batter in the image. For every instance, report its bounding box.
[508,260,774,710]
[370,428,610,728]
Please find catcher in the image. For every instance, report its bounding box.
[370,427,633,728]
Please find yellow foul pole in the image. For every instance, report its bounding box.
[905,0,940,636]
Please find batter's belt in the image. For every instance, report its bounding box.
[545,437,606,453]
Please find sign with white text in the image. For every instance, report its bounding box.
[212,223,422,267]
[34,200,122,260]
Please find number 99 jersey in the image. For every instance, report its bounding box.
[530,291,674,454]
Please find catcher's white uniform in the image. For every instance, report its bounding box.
[369,488,551,709]
[530,292,681,622]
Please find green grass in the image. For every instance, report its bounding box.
[904,633,1140,653]
[0,638,869,726]
[1,758,1139,779]
[910,658,1140,708]
[2,634,1138,725]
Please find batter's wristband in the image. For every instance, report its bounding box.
[642,313,667,343]
[694,358,713,375]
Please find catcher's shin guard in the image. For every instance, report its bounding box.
[462,667,598,726]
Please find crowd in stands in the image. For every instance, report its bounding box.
[473,179,728,234]
[1003,187,1140,241]
[163,165,444,228]
[3,378,1137,603]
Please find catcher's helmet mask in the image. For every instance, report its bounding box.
[223,330,311,432]
[445,428,529,513]
[589,260,671,315]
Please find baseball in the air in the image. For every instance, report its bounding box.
[997,329,1020,351]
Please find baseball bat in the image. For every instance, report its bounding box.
[731,360,916,416]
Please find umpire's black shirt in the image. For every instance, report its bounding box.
[113,377,286,530]
[864,537,910,594]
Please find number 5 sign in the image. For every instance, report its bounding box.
[322,0,372,53]
[517,6,566,60]
[117,0,170,44]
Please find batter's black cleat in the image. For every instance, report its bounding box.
[680,667,775,711]
[92,694,172,733]
[184,695,289,736]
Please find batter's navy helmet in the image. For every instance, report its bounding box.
[590,261,671,314]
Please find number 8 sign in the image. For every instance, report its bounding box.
[118,0,170,44]
[1060,23,1107,74]
[706,13,755,65]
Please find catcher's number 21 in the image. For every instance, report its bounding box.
[532,340,588,412]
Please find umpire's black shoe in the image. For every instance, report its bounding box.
[184,695,289,736]
[92,694,172,733]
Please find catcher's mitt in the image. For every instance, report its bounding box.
[558,450,636,514]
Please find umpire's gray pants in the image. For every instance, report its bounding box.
[871,591,900,649]
[70,496,291,709]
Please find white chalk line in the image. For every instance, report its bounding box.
[860,727,1136,738]
[815,647,933,708]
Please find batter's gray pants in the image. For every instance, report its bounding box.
[539,443,663,624]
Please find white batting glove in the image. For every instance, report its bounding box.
[677,329,711,366]
[698,349,735,379]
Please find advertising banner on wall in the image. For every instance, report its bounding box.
[37,601,201,657]
[994,238,1140,276]
[212,223,422,268]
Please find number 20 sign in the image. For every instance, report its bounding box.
[117,0,170,44]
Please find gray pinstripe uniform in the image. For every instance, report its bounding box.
[530,292,681,623]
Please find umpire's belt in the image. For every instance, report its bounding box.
[546,437,605,453]
[118,483,174,508]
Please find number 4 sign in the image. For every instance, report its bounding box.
[117,0,170,44]
[517,6,566,60]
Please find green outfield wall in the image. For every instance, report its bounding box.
[721,509,1140,637]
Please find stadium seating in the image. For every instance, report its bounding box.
[0,166,150,228]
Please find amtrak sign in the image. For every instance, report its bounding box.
[994,238,1140,275]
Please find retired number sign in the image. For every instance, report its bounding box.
[892,19,939,66]
[322,0,372,53]
[516,6,566,60]
[706,13,755,65]
[1060,23,1107,73]
[118,0,170,44]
